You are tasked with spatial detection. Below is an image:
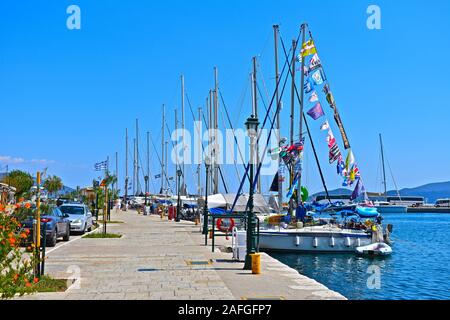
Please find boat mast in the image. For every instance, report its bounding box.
[175,109,178,195]
[209,90,213,195]
[146,131,150,196]
[136,119,141,195]
[161,104,165,195]
[380,133,388,199]
[297,24,307,206]
[213,68,219,195]
[181,75,186,196]
[251,57,261,195]
[133,138,136,196]
[124,128,128,208]
[273,24,282,213]
[289,39,297,215]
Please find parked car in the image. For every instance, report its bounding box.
[21,206,71,247]
[436,199,450,208]
[59,203,94,234]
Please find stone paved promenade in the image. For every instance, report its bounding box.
[17,210,345,300]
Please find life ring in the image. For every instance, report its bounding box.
[216,218,235,233]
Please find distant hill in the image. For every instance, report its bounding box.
[313,181,450,204]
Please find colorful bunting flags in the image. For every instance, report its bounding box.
[350,178,365,201]
[301,40,317,57]
[304,78,315,93]
[309,91,319,103]
[311,69,325,85]
[320,120,330,131]
[309,53,322,71]
[307,102,325,120]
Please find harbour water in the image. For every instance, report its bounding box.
[269,213,450,300]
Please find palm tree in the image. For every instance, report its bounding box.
[43,175,63,200]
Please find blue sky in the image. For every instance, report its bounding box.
[1,0,449,195]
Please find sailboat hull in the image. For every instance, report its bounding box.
[259,228,372,253]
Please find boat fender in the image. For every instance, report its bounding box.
[330,237,335,247]
[345,237,352,247]
[356,238,361,247]
[313,237,319,248]
[295,236,301,247]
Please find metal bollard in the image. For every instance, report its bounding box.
[251,253,261,275]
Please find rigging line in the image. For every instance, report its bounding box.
[195,97,229,194]
[231,45,293,213]
[386,153,402,200]
[230,31,299,213]
[218,101,242,183]
[218,90,250,181]
[149,133,172,193]
[279,33,331,203]
[137,150,157,195]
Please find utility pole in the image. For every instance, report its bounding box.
[124,128,128,210]
[274,25,283,213]
[115,151,118,201]
[213,68,219,195]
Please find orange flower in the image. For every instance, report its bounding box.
[19,197,25,202]
[20,233,27,239]
[15,203,21,209]
[8,238,16,246]
[25,229,30,235]
[33,277,39,284]
[25,282,32,288]
[25,203,31,209]
[0,204,5,212]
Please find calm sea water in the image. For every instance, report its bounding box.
[269,213,450,300]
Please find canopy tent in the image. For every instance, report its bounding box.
[205,193,274,214]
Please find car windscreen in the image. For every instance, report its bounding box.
[60,206,85,215]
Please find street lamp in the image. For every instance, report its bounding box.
[244,114,259,270]
[176,170,182,222]
[144,175,149,206]
[202,156,211,235]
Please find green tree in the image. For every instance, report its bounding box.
[43,175,63,199]
[1,170,34,199]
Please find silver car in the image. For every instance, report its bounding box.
[59,204,94,234]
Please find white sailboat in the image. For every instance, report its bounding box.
[374,134,407,214]
[254,24,391,254]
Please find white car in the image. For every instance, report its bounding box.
[59,203,94,234]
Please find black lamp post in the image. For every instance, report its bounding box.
[244,114,260,270]
[202,157,211,235]
[144,175,149,206]
[176,170,182,222]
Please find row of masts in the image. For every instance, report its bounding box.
[115,24,316,214]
